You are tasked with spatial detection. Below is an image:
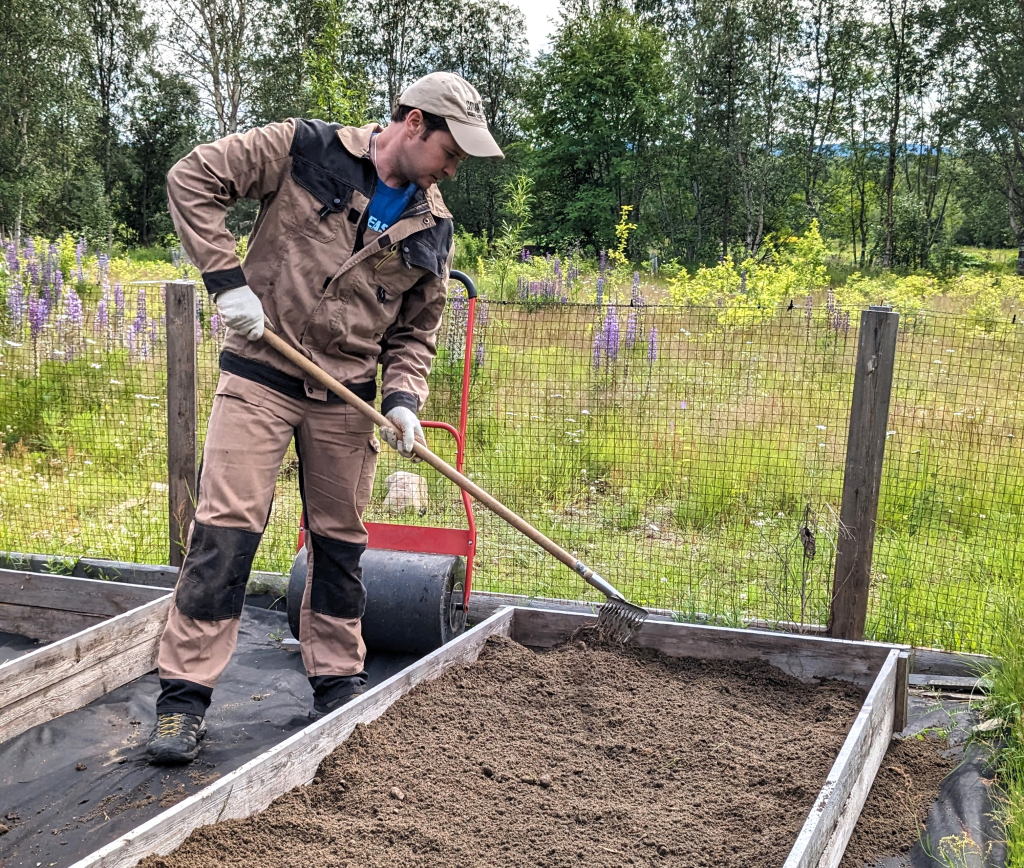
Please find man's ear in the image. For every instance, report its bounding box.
[403,108,424,139]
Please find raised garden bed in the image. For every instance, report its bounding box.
[69,607,909,868]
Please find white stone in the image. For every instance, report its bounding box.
[384,471,429,512]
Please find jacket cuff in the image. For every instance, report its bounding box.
[202,266,247,295]
[381,391,419,416]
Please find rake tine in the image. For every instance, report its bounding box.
[597,597,649,643]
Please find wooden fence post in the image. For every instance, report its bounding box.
[828,305,900,640]
[166,281,197,568]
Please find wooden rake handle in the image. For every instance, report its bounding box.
[260,327,625,603]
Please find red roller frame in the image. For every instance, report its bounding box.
[297,286,478,611]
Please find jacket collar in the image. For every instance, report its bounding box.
[337,123,452,220]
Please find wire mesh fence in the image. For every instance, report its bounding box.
[1,273,1021,652]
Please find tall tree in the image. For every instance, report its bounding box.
[940,0,1024,273]
[167,0,256,136]
[527,1,668,250]
[84,0,155,194]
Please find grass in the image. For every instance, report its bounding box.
[0,253,1022,653]
[976,594,1024,863]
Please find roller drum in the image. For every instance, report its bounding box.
[288,547,466,654]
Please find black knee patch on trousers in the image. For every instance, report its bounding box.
[175,521,262,620]
[309,530,366,619]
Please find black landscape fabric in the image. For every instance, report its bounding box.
[0,605,415,868]
[859,695,1005,868]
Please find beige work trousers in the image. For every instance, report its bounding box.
[157,372,379,688]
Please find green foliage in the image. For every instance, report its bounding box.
[453,228,489,272]
[303,0,371,125]
[978,593,1024,863]
[526,2,668,251]
[608,205,636,270]
[487,173,533,300]
[669,221,830,324]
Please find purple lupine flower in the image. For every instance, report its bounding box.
[804,293,813,323]
[596,277,604,306]
[476,301,489,327]
[53,268,63,305]
[94,296,109,336]
[592,331,604,371]
[625,309,637,349]
[64,286,84,328]
[75,237,87,283]
[7,278,24,328]
[5,242,19,274]
[23,236,35,262]
[195,316,203,344]
[603,307,620,363]
[647,326,658,363]
[135,287,147,326]
[474,343,485,367]
[553,257,561,280]
[27,258,40,285]
[632,271,640,304]
[599,249,607,274]
[114,284,125,319]
[210,313,223,340]
[150,317,159,354]
[42,246,52,287]
[841,311,850,335]
[825,287,836,316]
[97,252,109,282]
[28,295,48,340]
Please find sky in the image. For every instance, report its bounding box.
[510,0,558,54]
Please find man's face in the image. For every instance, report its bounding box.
[397,110,469,189]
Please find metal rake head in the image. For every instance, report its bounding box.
[597,598,649,643]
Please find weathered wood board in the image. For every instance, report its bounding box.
[0,591,171,744]
[68,606,905,868]
[0,568,169,640]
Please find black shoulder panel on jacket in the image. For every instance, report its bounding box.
[289,119,374,214]
[403,218,454,278]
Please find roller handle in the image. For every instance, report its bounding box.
[260,326,622,602]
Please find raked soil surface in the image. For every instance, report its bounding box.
[142,634,868,868]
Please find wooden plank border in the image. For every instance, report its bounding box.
[510,607,899,688]
[786,649,900,868]
[0,568,168,642]
[70,606,517,868]
[0,594,171,745]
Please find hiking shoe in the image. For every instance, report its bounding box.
[147,712,207,764]
[309,687,363,721]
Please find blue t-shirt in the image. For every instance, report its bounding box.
[367,177,416,234]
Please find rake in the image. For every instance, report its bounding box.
[262,326,648,643]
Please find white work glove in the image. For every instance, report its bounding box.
[380,406,425,462]
[214,285,264,341]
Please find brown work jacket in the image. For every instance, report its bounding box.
[166,119,454,413]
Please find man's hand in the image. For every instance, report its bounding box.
[381,407,425,462]
[214,285,264,341]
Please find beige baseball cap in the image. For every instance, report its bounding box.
[398,72,504,159]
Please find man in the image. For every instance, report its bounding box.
[147,72,503,764]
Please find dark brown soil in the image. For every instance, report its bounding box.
[840,736,958,868]
[141,634,867,868]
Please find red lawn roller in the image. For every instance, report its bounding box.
[285,271,480,653]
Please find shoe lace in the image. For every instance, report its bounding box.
[156,713,186,738]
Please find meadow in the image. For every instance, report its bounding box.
[0,232,1021,656]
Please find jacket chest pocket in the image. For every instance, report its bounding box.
[281,160,354,243]
[371,243,425,302]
